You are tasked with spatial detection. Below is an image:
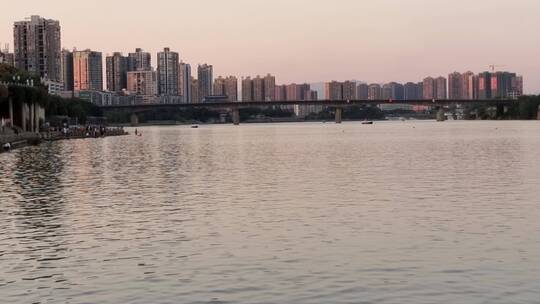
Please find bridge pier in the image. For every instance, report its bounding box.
[130,113,139,126]
[231,108,240,125]
[20,102,27,131]
[335,107,342,124]
[496,104,505,119]
[8,98,13,128]
[436,107,446,122]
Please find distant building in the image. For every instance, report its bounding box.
[106,52,128,93]
[490,71,519,99]
[510,75,523,99]
[213,76,237,101]
[416,82,423,99]
[60,49,74,91]
[477,72,491,99]
[324,81,343,100]
[43,79,64,95]
[242,77,253,101]
[356,83,369,99]
[197,64,213,102]
[252,75,264,101]
[389,82,404,100]
[127,70,157,97]
[213,76,226,96]
[263,74,276,101]
[224,76,238,101]
[157,47,179,95]
[404,82,421,100]
[128,48,151,71]
[342,81,357,100]
[73,50,103,91]
[435,77,447,99]
[274,85,287,101]
[0,45,14,66]
[190,77,199,103]
[13,15,62,81]
[448,72,463,99]
[178,62,191,103]
[422,77,436,99]
[381,83,392,100]
[462,71,476,100]
[368,84,382,100]
[286,83,301,100]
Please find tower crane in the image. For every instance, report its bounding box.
[489,64,506,72]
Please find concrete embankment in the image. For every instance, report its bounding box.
[1,128,128,153]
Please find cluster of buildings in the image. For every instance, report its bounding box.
[2,15,525,116]
[324,72,523,102]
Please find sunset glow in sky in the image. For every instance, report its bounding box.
[1,0,539,93]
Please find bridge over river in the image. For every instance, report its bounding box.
[98,99,517,125]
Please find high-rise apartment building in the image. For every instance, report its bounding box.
[510,75,523,99]
[388,82,404,100]
[477,72,491,100]
[128,48,151,71]
[286,83,301,100]
[127,70,157,96]
[242,77,253,102]
[13,15,61,81]
[224,76,238,101]
[190,77,199,103]
[490,72,519,99]
[298,84,312,100]
[213,76,226,96]
[435,77,447,99]
[404,82,421,100]
[324,81,343,100]
[213,76,238,101]
[106,52,128,93]
[157,47,179,95]
[422,77,436,99]
[178,62,191,103]
[197,64,213,102]
[263,74,276,101]
[73,50,103,91]
[368,84,382,100]
[60,49,73,91]
[448,72,463,99]
[462,71,476,100]
[381,83,392,100]
[357,83,369,99]
[252,75,264,101]
[342,81,357,100]
[275,85,287,101]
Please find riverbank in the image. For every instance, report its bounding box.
[0,127,128,153]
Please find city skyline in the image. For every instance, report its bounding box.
[0,0,538,94]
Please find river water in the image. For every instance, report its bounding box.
[1,121,540,304]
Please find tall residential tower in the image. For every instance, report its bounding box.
[13,15,61,81]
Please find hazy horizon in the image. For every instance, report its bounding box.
[1,0,539,93]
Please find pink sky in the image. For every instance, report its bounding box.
[1,0,539,93]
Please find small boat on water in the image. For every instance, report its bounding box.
[361,121,374,125]
[191,125,199,129]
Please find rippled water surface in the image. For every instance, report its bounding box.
[1,121,540,304]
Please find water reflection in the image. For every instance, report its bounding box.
[1,121,540,304]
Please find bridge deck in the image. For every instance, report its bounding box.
[99,99,515,110]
